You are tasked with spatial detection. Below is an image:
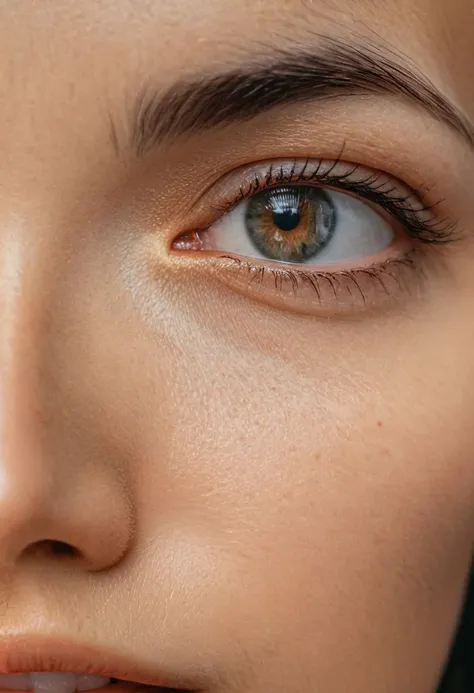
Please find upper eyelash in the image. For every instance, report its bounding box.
[209,158,459,246]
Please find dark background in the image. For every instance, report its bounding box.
[437,558,473,692]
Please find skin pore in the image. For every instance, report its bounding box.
[0,0,473,692]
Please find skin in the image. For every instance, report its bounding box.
[0,1,473,692]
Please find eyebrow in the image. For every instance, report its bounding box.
[127,37,474,157]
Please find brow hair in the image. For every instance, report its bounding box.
[123,36,474,156]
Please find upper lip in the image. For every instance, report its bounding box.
[0,636,196,691]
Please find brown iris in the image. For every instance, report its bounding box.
[245,186,336,263]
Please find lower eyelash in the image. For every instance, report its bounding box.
[213,250,428,313]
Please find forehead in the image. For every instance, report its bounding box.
[0,0,472,74]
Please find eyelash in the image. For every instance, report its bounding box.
[174,157,459,312]
[210,157,457,245]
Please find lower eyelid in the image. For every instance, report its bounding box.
[169,211,430,317]
[195,249,427,318]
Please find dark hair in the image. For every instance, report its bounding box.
[436,557,474,693]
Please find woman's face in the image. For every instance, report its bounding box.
[0,1,473,692]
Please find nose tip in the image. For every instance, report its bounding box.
[0,395,133,571]
[0,390,134,572]
[0,459,70,564]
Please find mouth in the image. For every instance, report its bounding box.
[0,675,152,693]
[0,638,197,693]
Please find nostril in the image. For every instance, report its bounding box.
[27,539,81,560]
[48,540,78,557]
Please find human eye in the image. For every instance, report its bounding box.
[171,157,458,317]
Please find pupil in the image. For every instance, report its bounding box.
[272,208,301,232]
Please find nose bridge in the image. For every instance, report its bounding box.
[0,224,57,553]
[0,216,50,430]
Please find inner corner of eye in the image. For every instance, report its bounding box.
[171,230,204,251]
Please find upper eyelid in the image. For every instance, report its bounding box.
[203,158,425,217]
[191,158,459,246]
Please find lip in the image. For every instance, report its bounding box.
[0,636,196,691]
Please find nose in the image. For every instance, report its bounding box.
[0,234,133,573]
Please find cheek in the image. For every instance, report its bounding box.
[125,333,474,691]
[88,246,474,689]
[133,308,474,605]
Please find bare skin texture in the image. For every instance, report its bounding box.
[0,1,473,692]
